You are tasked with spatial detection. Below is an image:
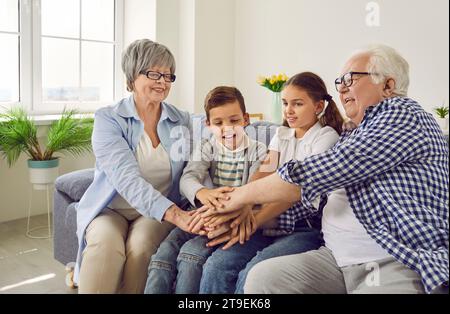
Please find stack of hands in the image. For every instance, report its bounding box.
[188,186,257,250]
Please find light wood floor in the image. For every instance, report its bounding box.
[0,214,77,294]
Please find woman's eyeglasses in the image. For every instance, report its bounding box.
[140,70,176,83]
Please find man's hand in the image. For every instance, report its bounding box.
[195,186,234,209]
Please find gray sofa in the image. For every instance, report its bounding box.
[53,119,279,266]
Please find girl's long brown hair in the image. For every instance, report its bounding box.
[282,72,344,135]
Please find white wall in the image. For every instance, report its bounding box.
[155,0,181,107]
[234,0,449,118]
[123,0,156,47]
[155,0,236,113]
[194,0,236,113]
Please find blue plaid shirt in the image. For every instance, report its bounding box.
[277,97,449,293]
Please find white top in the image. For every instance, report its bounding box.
[108,132,172,209]
[322,188,391,267]
[268,122,339,165]
[266,122,339,230]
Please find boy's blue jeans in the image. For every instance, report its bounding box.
[144,227,215,294]
[199,226,321,294]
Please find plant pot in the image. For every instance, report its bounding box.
[436,117,449,134]
[27,159,59,190]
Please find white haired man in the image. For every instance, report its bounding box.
[204,45,449,294]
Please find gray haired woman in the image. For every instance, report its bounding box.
[74,39,196,293]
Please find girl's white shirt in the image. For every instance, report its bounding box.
[269,122,338,165]
[267,122,338,224]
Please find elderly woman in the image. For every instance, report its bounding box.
[208,44,449,294]
[74,39,195,293]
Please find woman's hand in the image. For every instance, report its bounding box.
[195,186,234,209]
[163,204,199,234]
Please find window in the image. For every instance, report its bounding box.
[0,0,124,114]
[0,0,21,104]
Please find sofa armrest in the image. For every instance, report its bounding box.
[53,190,78,265]
[54,168,95,202]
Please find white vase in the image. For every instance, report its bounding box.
[271,92,283,124]
[436,117,449,134]
[27,159,59,190]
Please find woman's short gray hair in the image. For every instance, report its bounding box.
[354,44,410,97]
[121,39,176,92]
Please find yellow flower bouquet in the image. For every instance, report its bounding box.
[257,73,289,92]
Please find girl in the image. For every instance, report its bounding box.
[199,72,345,294]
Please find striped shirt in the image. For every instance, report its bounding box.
[213,138,249,187]
[277,97,449,293]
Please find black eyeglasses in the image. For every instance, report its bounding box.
[334,71,376,92]
[140,70,176,83]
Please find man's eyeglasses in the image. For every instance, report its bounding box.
[140,70,176,83]
[334,71,376,92]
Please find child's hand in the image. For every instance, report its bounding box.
[229,205,257,230]
[206,224,230,240]
[238,209,257,244]
[195,187,234,209]
[206,227,235,248]
[206,209,257,250]
[187,206,211,234]
[224,209,257,249]
[203,210,241,229]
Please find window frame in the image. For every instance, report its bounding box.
[1,0,124,115]
[0,0,30,109]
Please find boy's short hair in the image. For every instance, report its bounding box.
[204,86,246,121]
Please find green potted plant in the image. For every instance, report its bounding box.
[0,107,93,190]
[433,105,449,134]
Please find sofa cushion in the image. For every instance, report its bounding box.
[246,121,279,146]
[54,168,95,201]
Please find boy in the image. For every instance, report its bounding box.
[144,86,267,294]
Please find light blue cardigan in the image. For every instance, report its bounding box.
[74,95,192,283]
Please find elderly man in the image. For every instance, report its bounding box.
[209,44,449,294]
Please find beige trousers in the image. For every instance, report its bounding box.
[78,208,174,294]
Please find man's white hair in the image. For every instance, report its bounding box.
[352,44,410,97]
